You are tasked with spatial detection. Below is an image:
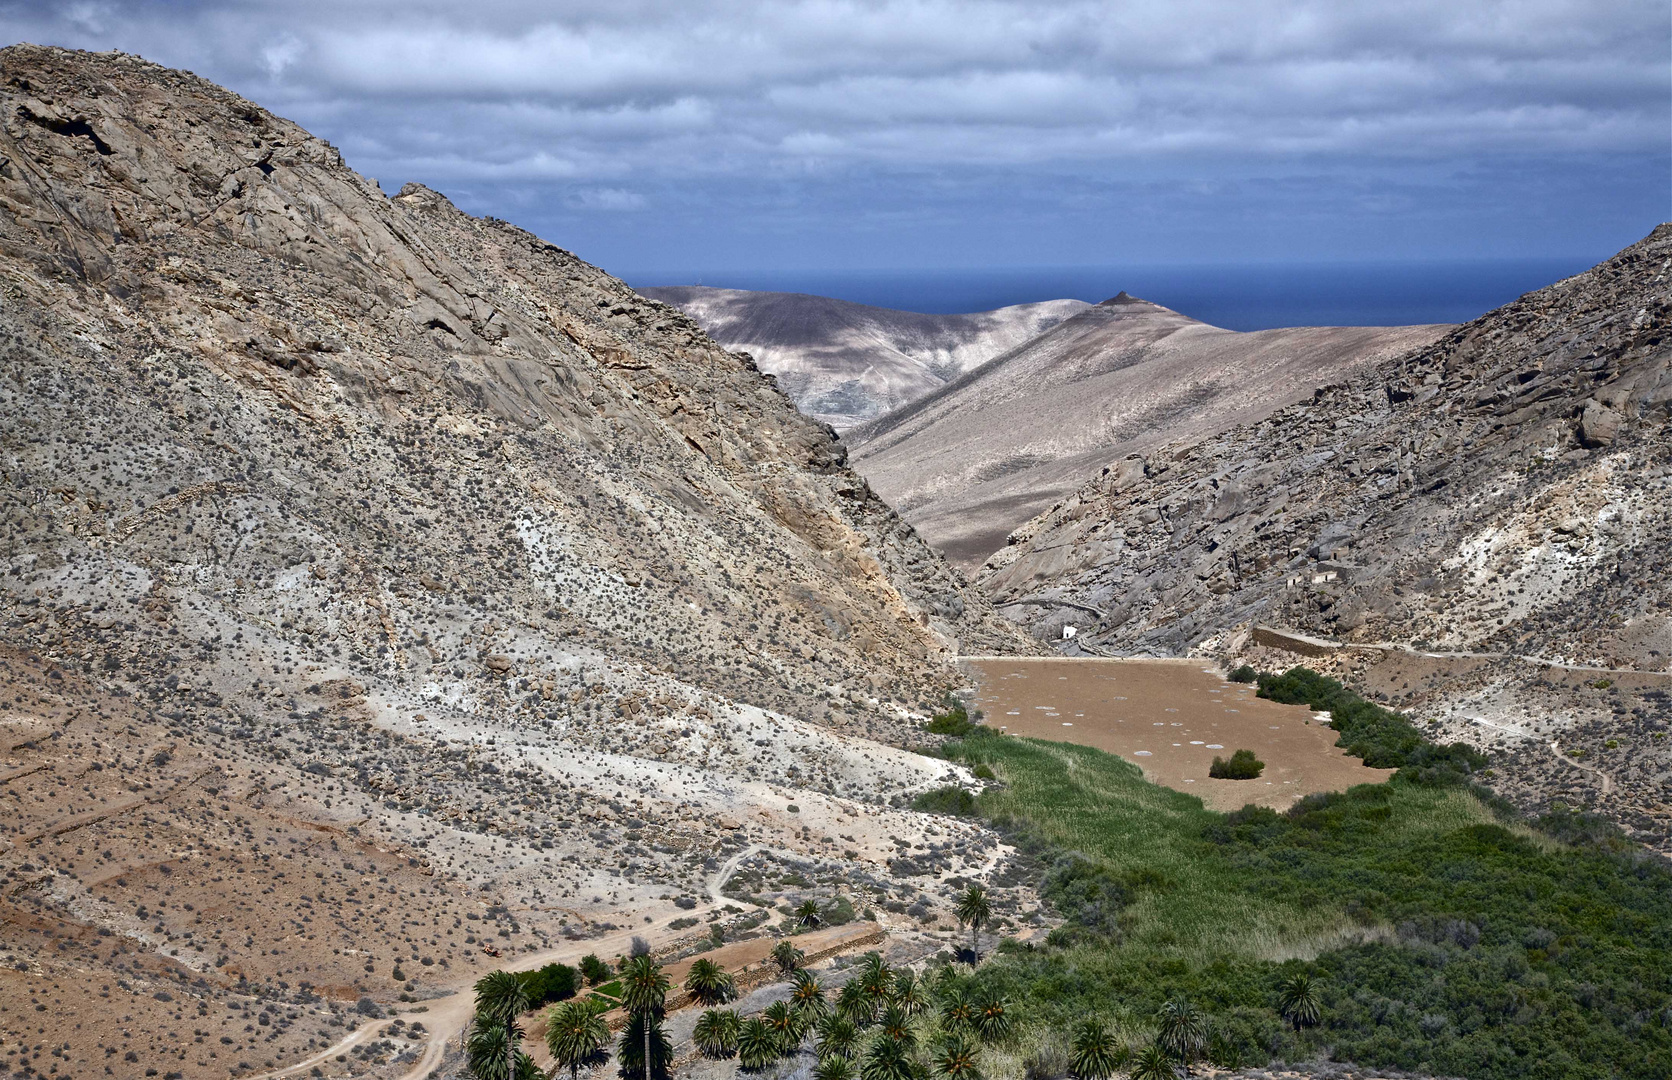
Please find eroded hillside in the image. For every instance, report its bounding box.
[0,45,1039,1079]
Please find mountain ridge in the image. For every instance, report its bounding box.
[846,293,1449,568]
[639,284,1087,429]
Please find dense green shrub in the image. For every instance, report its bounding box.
[515,962,580,1007]
[1039,854,1129,939]
[579,954,611,986]
[912,786,977,816]
[926,694,976,736]
[1255,667,1484,782]
[1209,749,1264,779]
[1228,664,1258,683]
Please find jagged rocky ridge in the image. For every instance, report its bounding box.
[0,45,1039,1079]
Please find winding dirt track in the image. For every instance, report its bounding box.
[249,841,769,1080]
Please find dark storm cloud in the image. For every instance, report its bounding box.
[3,1,1668,268]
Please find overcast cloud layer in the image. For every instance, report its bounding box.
[2,0,1668,274]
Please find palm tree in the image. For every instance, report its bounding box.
[738,1016,779,1071]
[545,999,609,1080]
[890,971,929,1017]
[1070,1021,1127,1080]
[474,970,532,1029]
[617,1012,673,1080]
[771,940,806,974]
[1277,973,1321,1030]
[466,1021,530,1080]
[836,980,877,1026]
[879,1001,917,1049]
[685,957,738,1005]
[857,953,895,1011]
[933,1035,983,1080]
[467,972,533,1080]
[693,1008,741,1058]
[620,954,670,1080]
[953,887,991,962]
[861,1036,920,1080]
[1128,1043,1174,1080]
[815,1054,857,1080]
[939,987,974,1034]
[764,1000,803,1052]
[796,899,823,927]
[816,1013,860,1059]
[1155,1000,1207,1073]
[791,969,830,1020]
[971,990,1011,1045]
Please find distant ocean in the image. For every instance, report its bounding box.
[627,257,1600,331]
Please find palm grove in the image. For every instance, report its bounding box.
[461,910,1235,1080]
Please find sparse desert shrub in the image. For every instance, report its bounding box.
[1209,749,1264,779]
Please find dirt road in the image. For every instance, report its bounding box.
[248,838,779,1080]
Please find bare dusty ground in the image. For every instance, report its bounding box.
[965,658,1394,810]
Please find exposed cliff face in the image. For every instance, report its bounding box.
[0,46,1037,1075]
[847,293,1447,570]
[640,285,1086,430]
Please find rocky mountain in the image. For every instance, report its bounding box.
[846,294,1447,569]
[639,285,1087,430]
[0,45,1038,1079]
[983,227,1672,850]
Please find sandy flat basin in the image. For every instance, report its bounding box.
[966,657,1394,811]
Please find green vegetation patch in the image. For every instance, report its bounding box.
[912,786,978,816]
[1208,748,1264,779]
[1255,667,1485,783]
[925,693,978,737]
[941,685,1672,1079]
[513,961,581,1008]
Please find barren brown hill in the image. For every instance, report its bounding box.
[639,285,1086,430]
[847,293,1448,569]
[984,226,1672,850]
[0,45,1039,1080]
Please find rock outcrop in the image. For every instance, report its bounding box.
[641,284,1086,430]
[847,293,1448,569]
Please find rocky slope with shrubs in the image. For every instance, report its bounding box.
[0,44,1040,1080]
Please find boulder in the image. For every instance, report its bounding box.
[1578,399,1621,447]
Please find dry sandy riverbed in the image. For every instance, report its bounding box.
[964,657,1393,811]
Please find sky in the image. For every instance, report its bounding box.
[3,1,1669,283]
